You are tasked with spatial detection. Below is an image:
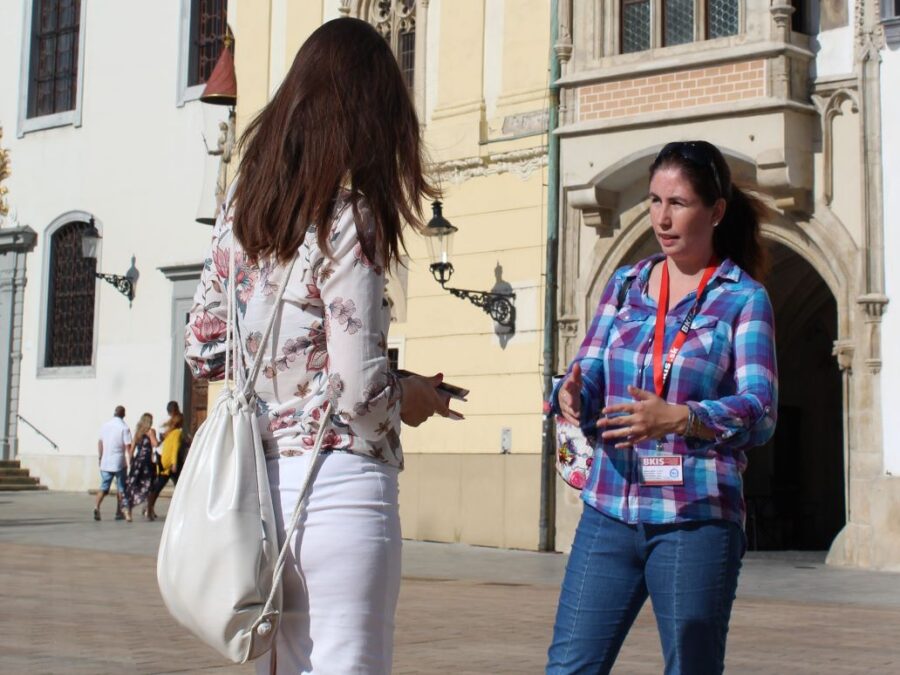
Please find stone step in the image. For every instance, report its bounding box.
[0,475,41,485]
[0,468,30,477]
[0,483,47,491]
[0,460,22,469]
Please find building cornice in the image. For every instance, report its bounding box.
[556,97,816,138]
[430,147,548,185]
[556,41,815,89]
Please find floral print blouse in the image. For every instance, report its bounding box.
[185,192,403,469]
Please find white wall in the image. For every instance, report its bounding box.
[880,43,900,476]
[1,1,227,488]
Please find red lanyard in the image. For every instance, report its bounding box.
[652,259,718,398]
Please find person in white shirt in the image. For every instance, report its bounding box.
[93,405,133,521]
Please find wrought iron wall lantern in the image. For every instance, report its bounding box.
[423,201,516,330]
[81,218,136,305]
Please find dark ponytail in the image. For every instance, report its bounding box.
[713,185,771,281]
[651,141,771,280]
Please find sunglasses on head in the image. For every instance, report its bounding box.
[656,141,727,199]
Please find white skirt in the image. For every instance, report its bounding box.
[256,451,402,675]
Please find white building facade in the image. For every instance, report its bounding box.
[0,0,230,488]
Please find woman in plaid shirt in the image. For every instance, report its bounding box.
[547,141,777,675]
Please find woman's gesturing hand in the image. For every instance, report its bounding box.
[400,373,453,427]
[558,363,584,427]
[597,385,689,449]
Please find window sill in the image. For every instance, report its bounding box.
[18,109,80,137]
[177,83,206,108]
[37,365,96,379]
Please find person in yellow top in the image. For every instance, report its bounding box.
[146,401,186,521]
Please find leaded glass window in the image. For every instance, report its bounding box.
[45,221,96,368]
[621,0,741,53]
[665,0,694,46]
[368,0,417,91]
[27,0,80,118]
[622,0,651,53]
[188,0,227,87]
[708,0,740,38]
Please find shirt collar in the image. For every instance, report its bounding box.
[626,253,742,285]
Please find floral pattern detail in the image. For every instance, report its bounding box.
[184,187,403,468]
[329,298,363,335]
[212,247,259,314]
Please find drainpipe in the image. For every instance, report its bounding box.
[539,0,560,553]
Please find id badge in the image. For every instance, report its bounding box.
[639,454,684,486]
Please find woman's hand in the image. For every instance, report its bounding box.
[557,363,583,426]
[597,385,689,449]
[400,373,453,427]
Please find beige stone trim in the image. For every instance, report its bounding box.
[556,40,813,88]
[557,97,816,137]
[430,147,547,185]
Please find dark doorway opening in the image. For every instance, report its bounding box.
[745,242,845,550]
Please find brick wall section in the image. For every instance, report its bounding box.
[578,59,766,122]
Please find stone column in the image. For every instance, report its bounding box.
[0,225,37,461]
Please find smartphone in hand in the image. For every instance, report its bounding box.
[395,369,468,419]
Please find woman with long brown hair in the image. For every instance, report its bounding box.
[185,18,450,673]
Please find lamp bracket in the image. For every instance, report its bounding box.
[96,272,135,305]
[445,286,516,329]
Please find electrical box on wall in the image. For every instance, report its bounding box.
[500,427,512,454]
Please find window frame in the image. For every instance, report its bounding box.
[619,0,741,55]
[17,0,88,137]
[883,0,900,47]
[38,211,100,378]
[176,0,227,107]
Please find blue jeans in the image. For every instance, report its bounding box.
[547,504,744,675]
[99,469,129,508]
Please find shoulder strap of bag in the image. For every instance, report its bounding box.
[258,401,333,627]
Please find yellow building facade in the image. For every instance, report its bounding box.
[226,1,553,550]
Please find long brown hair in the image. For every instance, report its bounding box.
[233,18,437,266]
[650,141,771,280]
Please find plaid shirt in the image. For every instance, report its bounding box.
[552,254,777,526]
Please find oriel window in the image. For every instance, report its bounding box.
[188,0,228,87]
[27,0,81,118]
[45,221,96,368]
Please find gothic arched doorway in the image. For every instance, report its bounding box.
[748,241,845,550]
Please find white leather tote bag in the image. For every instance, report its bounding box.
[158,250,330,664]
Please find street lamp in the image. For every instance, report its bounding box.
[81,218,136,305]
[422,201,516,330]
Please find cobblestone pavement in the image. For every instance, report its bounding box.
[2,492,900,674]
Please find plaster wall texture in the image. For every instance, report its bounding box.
[1,2,228,488]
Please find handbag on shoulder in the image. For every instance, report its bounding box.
[552,276,634,491]
[157,250,330,664]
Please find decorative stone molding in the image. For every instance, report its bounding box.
[755,149,812,213]
[431,147,547,185]
[858,294,889,374]
[0,126,10,221]
[770,0,795,42]
[811,86,860,206]
[832,340,855,373]
[567,186,619,236]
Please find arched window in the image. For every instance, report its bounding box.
[367,0,417,91]
[45,219,96,368]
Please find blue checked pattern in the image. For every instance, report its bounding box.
[552,254,777,526]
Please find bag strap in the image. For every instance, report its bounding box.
[240,256,298,400]
[220,243,298,400]
[259,401,333,624]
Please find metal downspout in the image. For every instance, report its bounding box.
[539,0,560,552]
